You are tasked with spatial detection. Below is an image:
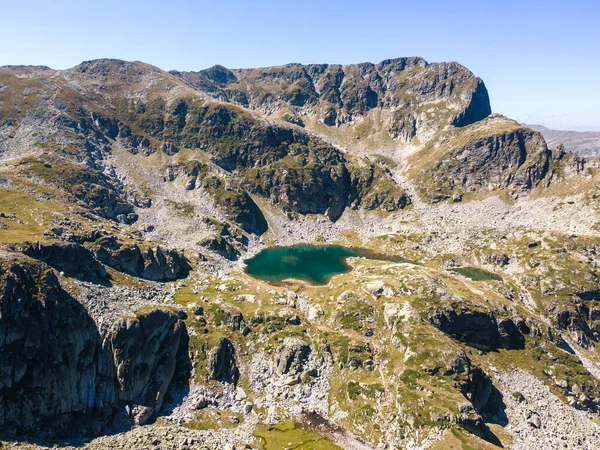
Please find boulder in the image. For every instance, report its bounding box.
[363,279,394,297]
[276,337,311,375]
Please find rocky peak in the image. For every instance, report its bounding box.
[201,64,239,85]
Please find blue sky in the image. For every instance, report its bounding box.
[1,0,598,130]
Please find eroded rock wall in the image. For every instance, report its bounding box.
[0,258,189,436]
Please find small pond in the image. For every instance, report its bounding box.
[244,244,410,285]
[451,267,502,281]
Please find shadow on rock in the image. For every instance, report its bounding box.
[0,259,114,440]
[0,256,192,443]
[22,241,112,286]
[460,367,508,447]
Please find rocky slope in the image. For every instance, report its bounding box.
[406,115,588,203]
[0,56,600,450]
[529,124,600,158]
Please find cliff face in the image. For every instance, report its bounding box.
[103,309,189,425]
[409,115,587,202]
[0,259,111,435]
[0,256,189,436]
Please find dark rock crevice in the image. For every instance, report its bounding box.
[207,338,239,384]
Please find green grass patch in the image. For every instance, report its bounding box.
[253,421,341,450]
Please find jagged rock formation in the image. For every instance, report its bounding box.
[22,241,108,281]
[276,337,311,375]
[207,338,239,384]
[0,256,189,436]
[22,240,189,282]
[409,115,588,202]
[172,58,491,144]
[0,259,112,436]
[93,239,190,281]
[428,306,527,350]
[103,309,188,425]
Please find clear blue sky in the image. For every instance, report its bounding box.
[1,0,598,130]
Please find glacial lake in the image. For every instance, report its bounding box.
[244,245,410,285]
[451,267,502,281]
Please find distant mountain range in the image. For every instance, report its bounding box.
[528,124,600,157]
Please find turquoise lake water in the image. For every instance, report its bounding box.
[244,245,409,285]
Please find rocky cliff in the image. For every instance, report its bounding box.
[408,115,588,202]
[0,255,189,437]
[0,257,111,436]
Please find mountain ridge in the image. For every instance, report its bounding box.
[1,56,600,450]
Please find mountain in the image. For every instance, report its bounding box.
[528,124,600,157]
[171,58,491,150]
[0,58,600,450]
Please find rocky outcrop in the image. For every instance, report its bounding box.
[0,257,190,436]
[577,290,600,301]
[0,259,113,436]
[441,351,506,444]
[140,101,410,221]
[198,234,241,261]
[207,338,239,384]
[199,176,268,235]
[458,367,507,445]
[214,305,250,334]
[497,318,527,349]
[22,241,107,281]
[423,124,553,202]
[276,338,311,375]
[464,367,505,418]
[94,238,189,281]
[22,240,189,283]
[15,153,138,224]
[428,306,526,350]
[103,309,188,425]
[172,57,491,141]
[554,305,596,348]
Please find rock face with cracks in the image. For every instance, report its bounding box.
[0,257,189,435]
